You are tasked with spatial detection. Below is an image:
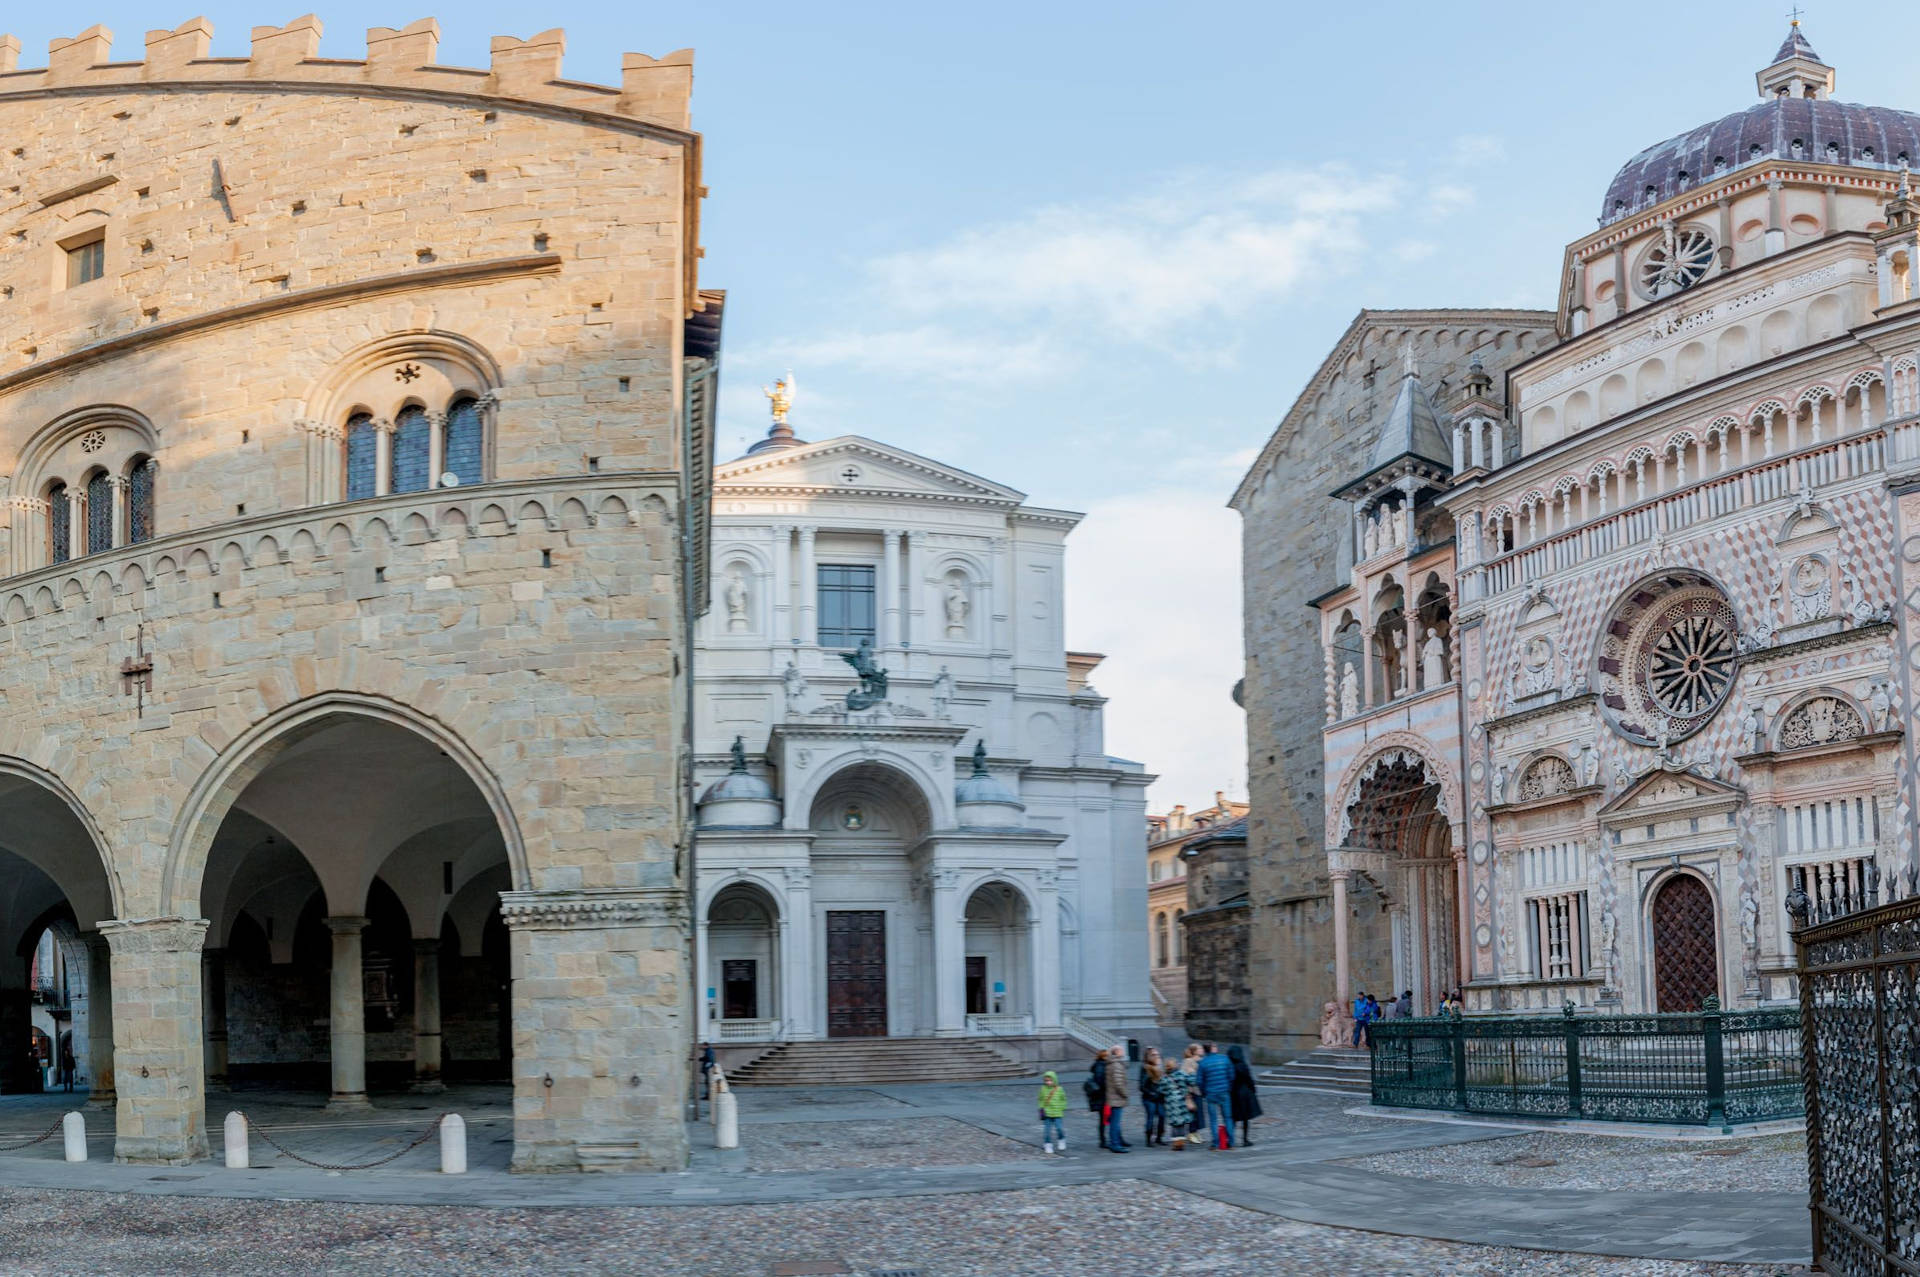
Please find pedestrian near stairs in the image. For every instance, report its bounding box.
[1140,1047,1167,1146]
[1196,1043,1235,1148]
[1102,1044,1131,1152]
[1228,1045,1262,1147]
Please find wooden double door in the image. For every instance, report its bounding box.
[1651,874,1720,1012]
[826,910,888,1038]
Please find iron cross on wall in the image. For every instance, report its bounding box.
[120,622,154,713]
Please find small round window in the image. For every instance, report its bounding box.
[1635,223,1716,300]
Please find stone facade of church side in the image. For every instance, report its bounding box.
[0,20,708,1171]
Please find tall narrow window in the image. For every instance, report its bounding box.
[84,471,112,555]
[391,405,430,493]
[443,397,484,487]
[817,564,876,648]
[65,236,105,288]
[47,484,69,565]
[127,457,155,545]
[345,413,376,501]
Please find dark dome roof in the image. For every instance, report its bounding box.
[1600,97,1920,227]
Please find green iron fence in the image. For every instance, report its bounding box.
[1369,1001,1803,1129]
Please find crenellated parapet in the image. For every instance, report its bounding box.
[0,18,694,131]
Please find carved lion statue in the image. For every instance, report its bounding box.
[1318,1000,1349,1047]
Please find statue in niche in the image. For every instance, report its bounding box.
[724,569,750,632]
[1742,705,1767,752]
[1339,662,1360,717]
[1598,900,1618,985]
[1421,628,1447,689]
[944,578,970,638]
[1740,889,1759,952]
[1493,763,1510,804]
[1577,742,1598,787]
[1363,516,1379,559]
[1841,556,1891,625]
[932,665,955,719]
[1391,628,1409,694]
[1870,680,1895,733]
[781,661,809,715]
[841,638,890,710]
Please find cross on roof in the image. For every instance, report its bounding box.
[1786,6,1804,24]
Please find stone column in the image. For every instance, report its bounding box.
[797,526,818,646]
[84,934,114,1108]
[326,917,372,1111]
[1490,422,1504,469]
[65,488,85,558]
[931,872,965,1037]
[108,474,131,548]
[770,525,792,649]
[1031,875,1062,1033]
[500,890,690,1173]
[100,917,208,1164]
[411,938,444,1092]
[779,867,815,1039]
[202,948,228,1090]
[427,410,448,489]
[880,529,902,652]
[372,417,395,496]
[1880,248,1896,308]
[694,907,713,1033]
[1765,180,1786,256]
[1455,850,1471,989]
[1331,870,1352,1008]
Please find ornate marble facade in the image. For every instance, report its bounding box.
[1275,26,1920,1018]
[692,418,1153,1049]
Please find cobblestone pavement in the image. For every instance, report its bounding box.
[0,1180,1814,1276]
[1345,1129,1809,1193]
[738,1117,1044,1170]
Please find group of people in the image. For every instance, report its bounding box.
[1037,1042,1262,1156]
[1348,988,1466,1047]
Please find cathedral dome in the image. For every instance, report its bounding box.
[697,737,781,828]
[954,741,1025,827]
[1598,26,1920,227]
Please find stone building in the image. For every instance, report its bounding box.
[1298,25,1920,1018]
[0,19,715,1170]
[1179,814,1250,1044]
[1145,795,1245,1027]
[691,410,1154,1055]
[1231,311,1554,1055]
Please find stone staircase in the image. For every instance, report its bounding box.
[727,1037,1031,1087]
[1258,1046,1373,1096]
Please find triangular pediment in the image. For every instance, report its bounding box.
[717,436,1026,504]
[1598,766,1744,822]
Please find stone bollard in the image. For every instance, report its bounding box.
[62,1111,86,1163]
[224,1111,248,1169]
[709,1069,725,1124]
[714,1085,738,1149]
[439,1113,467,1175]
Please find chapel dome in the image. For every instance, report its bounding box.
[1598,26,1920,227]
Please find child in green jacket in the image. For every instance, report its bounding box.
[1037,1071,1069,1155]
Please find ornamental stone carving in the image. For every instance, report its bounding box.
[498,890,687,931]
[1517,755,1576,801]
[1777,696,1865,750]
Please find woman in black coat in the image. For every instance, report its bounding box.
[1226,1045,1263,1147]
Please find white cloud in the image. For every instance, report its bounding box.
[736,324,1061,383]
[874,168,1403,347]
[1064,488,1246,810]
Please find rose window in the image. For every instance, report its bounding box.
[1596,573,1741,746]
[1636,224,1716,299]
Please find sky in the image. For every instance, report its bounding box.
[9,1,1908,807]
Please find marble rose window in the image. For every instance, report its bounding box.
[1596,571,1740,746]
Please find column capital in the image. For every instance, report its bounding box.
[1329,869,1352,883]
[369,416,395,435]
[883,528,904,543]
[324,915,370,935]
[99,916,209,956]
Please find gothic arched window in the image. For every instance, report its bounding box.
[1174,909,1186,963]
[46,483,69,565]
[1155,913,1169,968]
[127,456,155,545]
[444,397,484,487]
[344,414,377,501]
[391,405,430,494]
[84,471,112,556]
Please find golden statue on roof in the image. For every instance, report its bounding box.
[763,372,796,426]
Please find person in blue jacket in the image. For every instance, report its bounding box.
[1195,1042,1235,1148]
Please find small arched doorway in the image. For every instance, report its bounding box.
[1650,874,1719,1011]
[707,884,779,1031]
[962,881,1031,1027]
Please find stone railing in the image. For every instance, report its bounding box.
[1473,425,1890,601]
[966,1012,1034,1036]
[711,1019,781,1043]
[1063,1014,1122,1053]
[0,472,668,636]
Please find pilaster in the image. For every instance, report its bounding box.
[500,889,690,1173]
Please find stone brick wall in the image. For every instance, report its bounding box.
[1231,312,1555,1060]
[0,22,705,1169]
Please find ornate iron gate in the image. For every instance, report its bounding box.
[1791,877,1920,1275]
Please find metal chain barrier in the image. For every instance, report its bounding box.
[0,1117,67,1153]
[239,1112,446,1171]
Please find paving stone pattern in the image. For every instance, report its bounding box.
[1346,1129,1810,1194]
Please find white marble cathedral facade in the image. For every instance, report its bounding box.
[1295,26,1920,1017]
[691,405,1153,1050]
